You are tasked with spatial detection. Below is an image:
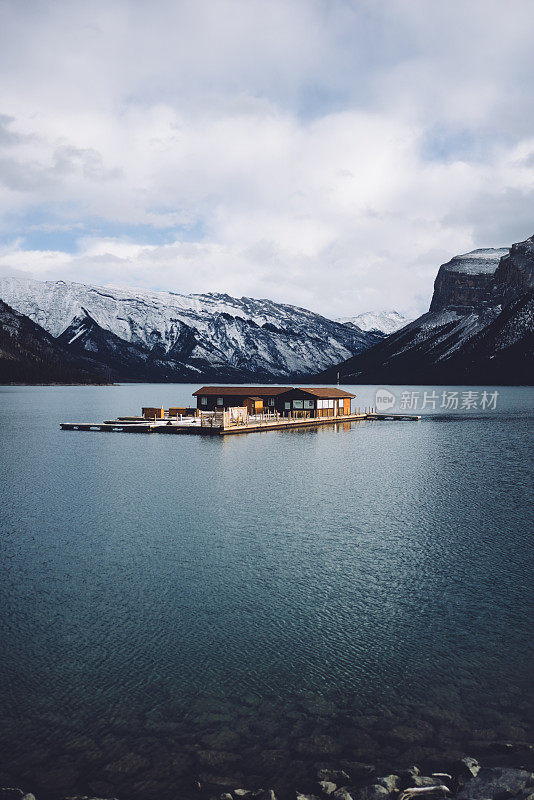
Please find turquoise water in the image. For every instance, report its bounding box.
[0,384,533,799]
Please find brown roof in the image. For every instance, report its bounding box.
[192,386,292,397]
[293,387,356,399]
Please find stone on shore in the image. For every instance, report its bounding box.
[456,767,534,799]
[459,758,480,780]
[410,777,444,789]
[357,783,392,800]
[331,789,356,800]
[0,792,36,800]
[375,775,401,794]
[318,780,338,795]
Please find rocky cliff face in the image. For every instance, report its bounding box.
[494,234,534,301]
[317,235,534,386]
[429,248,509,313]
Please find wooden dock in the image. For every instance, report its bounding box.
[60,411,420,436]
[219,412,367,434]
[366,412,421,421]
[60,422,157,433]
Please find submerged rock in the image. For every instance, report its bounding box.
[103,750,149,777]
[338,764,376,780]
[196,750,240,769]
[317,770,351,785]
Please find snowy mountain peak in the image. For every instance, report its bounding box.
[0,276,381,380]
[441,247,509,275]
[336,310,412,335]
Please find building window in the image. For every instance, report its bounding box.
[285,402,291,410]
[304,399,314,409]
[217,397,223,406]
[293,400,303,409]
[268,397,275,406]
[200,396,207,406]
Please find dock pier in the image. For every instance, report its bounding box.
[60,386,421,435]
[60,409,421,436]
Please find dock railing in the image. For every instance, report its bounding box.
[219,405,373,431]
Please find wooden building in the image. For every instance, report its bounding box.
[243,396,264,415]
[192,386,292,411]
[192,386,355,418]
[142,406,165,420]
[274,387,355,417]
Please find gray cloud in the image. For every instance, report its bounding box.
[0,0,533,317]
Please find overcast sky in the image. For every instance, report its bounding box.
[0,0,533,318]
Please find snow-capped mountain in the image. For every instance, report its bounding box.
[318,235,534,386]
[0,278,382,381]
[0,299,108,384]
[337,310,412,335]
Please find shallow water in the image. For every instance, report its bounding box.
[0,384,533,799]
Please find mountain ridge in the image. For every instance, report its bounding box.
[315,234,534,386]
[0,278,383,381]
[0,299,110,384]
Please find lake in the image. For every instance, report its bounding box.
[0,383,533,800]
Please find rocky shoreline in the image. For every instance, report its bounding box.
[3,753,534,800]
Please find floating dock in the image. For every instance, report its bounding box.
[367,412,422,421]
[60,410,421,436]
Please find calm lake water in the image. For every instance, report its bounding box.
[0,384,533,799]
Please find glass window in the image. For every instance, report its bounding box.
[293,400,303,409]
[285,402,291,410]
[268,397,275,406]
[329,399,334,408]
[217,397,223,406]
[304,399,314,409]
[200,396,207,406]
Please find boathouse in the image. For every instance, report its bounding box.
[192,386,292,411]
[275,387,355,417]
[192,386,355,417]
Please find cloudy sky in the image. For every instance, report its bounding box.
[0,0,533,318]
